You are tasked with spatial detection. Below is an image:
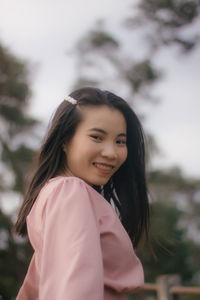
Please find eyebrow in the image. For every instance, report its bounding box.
[88,127,127,137]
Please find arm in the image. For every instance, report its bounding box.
[40,178,104,300]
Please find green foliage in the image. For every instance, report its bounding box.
[75,28,119,58]
[0,41,38,299]
[0,209,33,300]
[90,30,119,48]
[139,0,199,25]
[129,0,200,52]
[73,25,160,104]
[0,44,29,104]
[126,60,160,92]
[72,0,200,102]
[137,201,199,284]
[0,42,38,193]
[129,168,200,299]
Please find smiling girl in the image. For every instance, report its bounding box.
[14,87,149,300]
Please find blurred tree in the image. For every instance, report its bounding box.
[140,182,200,284]
[0,42,38,298]
[149,167,200,249]
[0,209,32,300]
[0,42,38,195]
[129,168,200,300]
[72,23,160,105]
[71,0,200,103]
[127,0,200,53]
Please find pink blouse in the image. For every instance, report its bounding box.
[16,176,144,300]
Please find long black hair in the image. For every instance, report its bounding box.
[14,87,149,248]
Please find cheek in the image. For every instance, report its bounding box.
[119,147,128,165]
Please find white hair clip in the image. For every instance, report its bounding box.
[64,95,77,105]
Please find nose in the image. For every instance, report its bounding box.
[101,142,117,160]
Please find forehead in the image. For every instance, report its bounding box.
[77,105,127,132]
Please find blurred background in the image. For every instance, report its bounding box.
[0,0,200,299]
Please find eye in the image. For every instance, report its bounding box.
[90,135,102,141]
[116,139,126,145]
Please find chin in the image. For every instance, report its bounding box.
[82,177,110,186]
[85,176,110,187]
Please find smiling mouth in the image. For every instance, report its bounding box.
[93,162,114,171]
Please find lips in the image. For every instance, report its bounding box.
[93,162,114,174]
[93,162,114,169]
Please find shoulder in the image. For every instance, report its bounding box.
[43,176,115,214]
[44,176,95,195]
[30,177,99,222]
[32,176,113,222]
[39,176,100,209]
[46,175,88,187]
[28,177,103,238]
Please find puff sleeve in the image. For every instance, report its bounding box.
[39,179,104,300]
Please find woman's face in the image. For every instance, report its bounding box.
[63,105,128,186]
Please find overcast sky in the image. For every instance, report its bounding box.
[1,0,200,179]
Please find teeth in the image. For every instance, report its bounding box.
[95,163,113,170]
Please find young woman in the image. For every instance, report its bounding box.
[14,87,149,300]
